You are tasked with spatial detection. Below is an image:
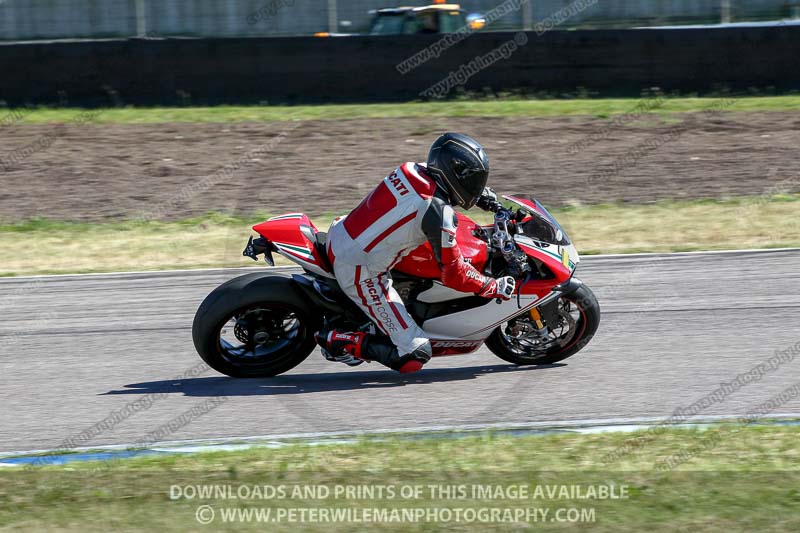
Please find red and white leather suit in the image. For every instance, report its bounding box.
[326,162,497,357]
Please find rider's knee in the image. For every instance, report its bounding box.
[398,360,424,373]
[415,339,432,359]
[395,341,432,373]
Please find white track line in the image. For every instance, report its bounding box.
[3,247,799,282]
[1,414,797,459]
[574,247,800,260]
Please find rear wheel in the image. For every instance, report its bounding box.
[485,284,600,365]
[192,274,318,377]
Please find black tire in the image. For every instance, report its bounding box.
[485,283,600,365]
[192,273,319,378]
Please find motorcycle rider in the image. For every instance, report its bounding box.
[316,133,516,373]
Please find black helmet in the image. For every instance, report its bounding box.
[426,132,489,209]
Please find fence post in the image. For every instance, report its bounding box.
[327,0,337,33]
[522,0,532,30]
[720,0,731,24]
[135,0,148,37]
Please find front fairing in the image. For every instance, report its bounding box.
[503,195,579,274]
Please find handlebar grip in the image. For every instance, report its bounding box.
[477,196,504,213]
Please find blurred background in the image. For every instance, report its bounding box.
[3,0,800,108]
[1,0,799,41]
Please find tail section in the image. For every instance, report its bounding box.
[252,213,334,276]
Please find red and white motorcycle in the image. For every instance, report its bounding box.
[192,194,600,377]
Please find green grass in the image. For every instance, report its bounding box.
[1,425,798,531]
[1,195,798,276]
[4,95,800,124]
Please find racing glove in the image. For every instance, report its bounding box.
[478,276,516,300]
[476,187,502,212]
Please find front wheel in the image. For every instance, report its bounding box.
[485,283,600,365]
[192,274,319,377]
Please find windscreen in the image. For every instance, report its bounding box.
[439,11,466,32]
[518,215,570,246]
[370,13,405,34]
[515,197,571,246]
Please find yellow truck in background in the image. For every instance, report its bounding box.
[315,3,485,37]
[370,3,485,35]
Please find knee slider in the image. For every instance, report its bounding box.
[392,342,431,373]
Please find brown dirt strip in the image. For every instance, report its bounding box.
[1,111,799,222]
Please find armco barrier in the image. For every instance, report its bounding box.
[1,26,799,107]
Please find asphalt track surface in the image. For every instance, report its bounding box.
[1,249,799,454]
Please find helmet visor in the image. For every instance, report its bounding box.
[454,168,488,208]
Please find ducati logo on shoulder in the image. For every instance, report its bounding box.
[388,172,410,196]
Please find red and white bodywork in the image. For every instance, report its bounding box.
[251,195,580,357]
[252,213,332,278]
